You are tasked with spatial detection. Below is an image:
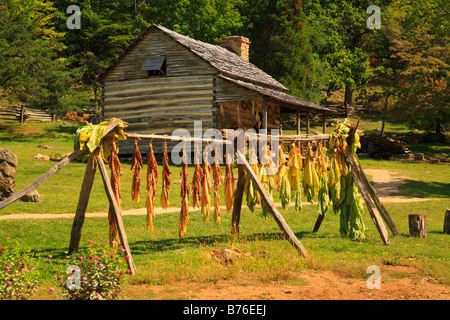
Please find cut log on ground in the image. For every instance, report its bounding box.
[443,210,450,235]
[409,214,427,238]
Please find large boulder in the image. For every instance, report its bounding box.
[0,148,18,201]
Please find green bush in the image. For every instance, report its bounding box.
[57,236,129,300]
[0,238,39,300]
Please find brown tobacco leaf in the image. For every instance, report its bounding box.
[145,142,158,231]
[108,142,122,251]
[192,163,203,209]
[212,147,223,223]
[131,139,143,204]
[160,141,172,209]
[179,146,189,238]
[201,158,212,222]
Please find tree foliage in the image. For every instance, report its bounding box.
[0,0,88,114]
[0,0,447,132]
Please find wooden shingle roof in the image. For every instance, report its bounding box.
[99,24,334,114]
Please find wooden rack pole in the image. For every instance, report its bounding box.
[355,155,401,237]
[231,164,247,240]
[96,153,137,275]
[68,151,98,253]
[345,127,391,245]
[0,148,86,211]
[236,151,309,258]
[125,133,232,145]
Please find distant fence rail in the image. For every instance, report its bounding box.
[0,105,53,122]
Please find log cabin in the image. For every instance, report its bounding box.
[98,24,334,155]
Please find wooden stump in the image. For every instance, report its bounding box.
[444,209,450,235]
[409,214,427,238]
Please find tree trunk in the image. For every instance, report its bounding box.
[409,214,427,238]
[435,118,441,134]
[380,94,389,136]
[344,84,353,117]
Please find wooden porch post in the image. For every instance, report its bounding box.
[296,110,301,149]
[263,98,268,130]
[322,115,327,134]
[306,112,310,135]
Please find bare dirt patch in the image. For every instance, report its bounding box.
[123,268,449,300]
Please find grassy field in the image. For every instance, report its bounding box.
[0,119,449,300]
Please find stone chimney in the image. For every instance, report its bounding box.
[220,36,250,62]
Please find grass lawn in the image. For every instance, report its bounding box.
[0,119,449,300]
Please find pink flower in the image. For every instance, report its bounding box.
[95,257,99,260]
[5,233,9,236]
[88,240,92,244]
[87,235,91,237]
[78,256,84,261]
[121,248,125,252]
[7,281,12,286]
[92,245,96,248]
[57,276,62,280]
[110,254,115,259]
[81,275,87,281]
[89,255,94,260]
[5,266,9,271]
[48,255,53,258]
[49,287,54,292]
[98,264,104,268]
[0,248,4,251]
[125,255,130,260]
[126,269,131,274]
[119,270,124,275]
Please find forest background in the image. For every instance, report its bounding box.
[0,0,448,134]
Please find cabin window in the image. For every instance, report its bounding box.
[142,55,166,76]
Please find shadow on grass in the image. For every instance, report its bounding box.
[129,230,320,256]
[398,179,450,199]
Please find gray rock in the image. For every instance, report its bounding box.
[0,148,18,168]
[20,190,41,203]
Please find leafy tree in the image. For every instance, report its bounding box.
[368,0,449,134]
[142,0,244,44]
[240,0,319,101]
[302,0,391,115]
[0,0,89,116]
[51,0,149,111]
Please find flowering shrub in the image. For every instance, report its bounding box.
[0,239,39,300]
[57,236,129,300]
